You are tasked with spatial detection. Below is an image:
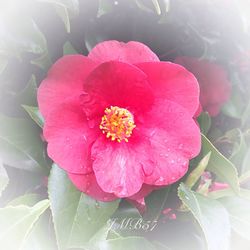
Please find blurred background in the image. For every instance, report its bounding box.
[1,1,250,249]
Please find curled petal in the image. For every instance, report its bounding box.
[88,40,159,64]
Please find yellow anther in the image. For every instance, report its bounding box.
[100,106,136,143]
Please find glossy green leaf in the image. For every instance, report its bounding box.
[55,4,71,32]
[48,164,120,250]
[21,212,57,250]
[178,183,230,250]
[0,114,49,173]
[144,187,170,221]
[185,152,211,189]
[239,170,250,185]
[23,106,44,128]
[17,75,38,107]
[197,112,211,135]
[0,200,49,250]
[202,134,239,193]
[63,41,78,55]
[7,193,41,207]
[242,148,250,174]
[242,101,250,127]
[31,52,52,71]
[228,129,247,169]
[1,15,47,57]
[0,162,9,196]
[221,86,245,119]
[39,0,79,33]
[208,188,250,200]
[220,197,250,241]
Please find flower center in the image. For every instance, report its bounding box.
[100,106,136,142]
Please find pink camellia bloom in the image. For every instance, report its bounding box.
[38,40,201,203]
[174,56,231,116]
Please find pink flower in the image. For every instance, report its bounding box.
[174,57,231,116]
[38,40,201,202]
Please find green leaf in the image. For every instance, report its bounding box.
[242,100,250,127]
[21,212,57,250]
[55,4,71,32]
[144,187,171,221]
[242,148,250,174]
[228,129,247,169]
[239,170,250,185]
[221,86,245,119]
[0,162,9,196]
[1,15,48,57]
[0,200,49,250]
[38,0,79,33]
[178,183,230,250]
[208,188,250,200]
[17,75,38,107]
[7,193,41,207]
[185,152,211,189]
[0,114,49,173]
[202,134,239,193]
[220,197,250,241]
[48,164,120,250]
[23,106,44,128]
[63,41,78,55]
[31,51,52,71]
[197,112,211,135]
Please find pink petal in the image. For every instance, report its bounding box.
[82,61,154,119]
[88,40,159,64]
[137,100,201,186]
[91,135,153,197]
[68,172,117,201]
[136,62,200,117]
[44,100,98,174]
[38,55,97,119]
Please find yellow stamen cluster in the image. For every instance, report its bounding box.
[100,106,136,142]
